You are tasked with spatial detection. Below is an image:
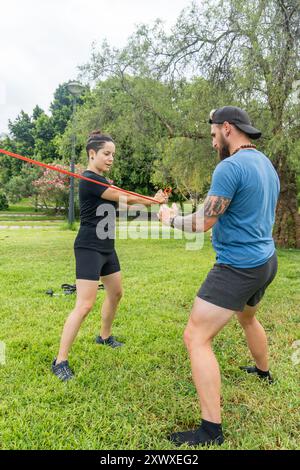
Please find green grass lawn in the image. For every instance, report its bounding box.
[0,229,299,450]
[0,221,64,228]
[4,198,41,213]
[1,198,65,220]
[4,205,36,213]
[0,215,64,221]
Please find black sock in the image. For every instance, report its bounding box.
[169,419,224,446]
[201,419,223,439]
[240,365,273,383]
[254,366,270,377]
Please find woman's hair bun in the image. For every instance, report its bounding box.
[88,129,103,138]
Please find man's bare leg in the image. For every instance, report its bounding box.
[237,304,273,381]
[169,297,234,446]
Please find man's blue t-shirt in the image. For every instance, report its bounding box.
[208,149,280,268]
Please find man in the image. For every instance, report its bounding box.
[159,106,280,447]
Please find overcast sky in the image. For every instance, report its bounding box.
[0,0,194,133]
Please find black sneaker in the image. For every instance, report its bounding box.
[240,365,273,383]
[95,335,124,348]
[51,358,74,381]
[169,428,224,447]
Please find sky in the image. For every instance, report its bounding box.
[0,0,194,134]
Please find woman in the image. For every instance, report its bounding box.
[52,130,167,381]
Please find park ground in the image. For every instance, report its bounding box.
[0,203,299,450]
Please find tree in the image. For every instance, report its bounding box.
[58,77,171,194]
[150,78,224,209]
[0,135,22,185]
[152,137,213,211]
[1,109,57,202]
[8,110,35,156]
[81,0,300,247]
[33,112,58,161]
[0,82,87,205]
[32,105,44,121]
[59,76,222,198]
[156,0,300,247]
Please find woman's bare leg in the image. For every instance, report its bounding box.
[56,279,98,363]
[99,272,123,339]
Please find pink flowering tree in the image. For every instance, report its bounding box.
[32,163,85,215]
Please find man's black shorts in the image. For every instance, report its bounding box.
[74,248,121,281]
[198,252,278,311]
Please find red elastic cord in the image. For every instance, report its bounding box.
[0,148,158,203]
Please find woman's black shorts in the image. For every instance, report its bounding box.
[74,248,121,281]
[198,251,278,311]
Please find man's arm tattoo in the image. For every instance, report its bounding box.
[204,196,231,217]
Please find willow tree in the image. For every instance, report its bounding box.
[191,0,300,247]
[81,0,300,247]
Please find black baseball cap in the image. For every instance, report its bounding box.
[209,106,262,139]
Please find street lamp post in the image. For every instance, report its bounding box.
[67,81,85,227]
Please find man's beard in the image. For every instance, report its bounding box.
[218,137,231,160]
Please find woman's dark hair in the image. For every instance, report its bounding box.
[86,130,114,158]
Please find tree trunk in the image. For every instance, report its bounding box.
[273,160,300,248]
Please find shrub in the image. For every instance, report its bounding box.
[0,192,9,210]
